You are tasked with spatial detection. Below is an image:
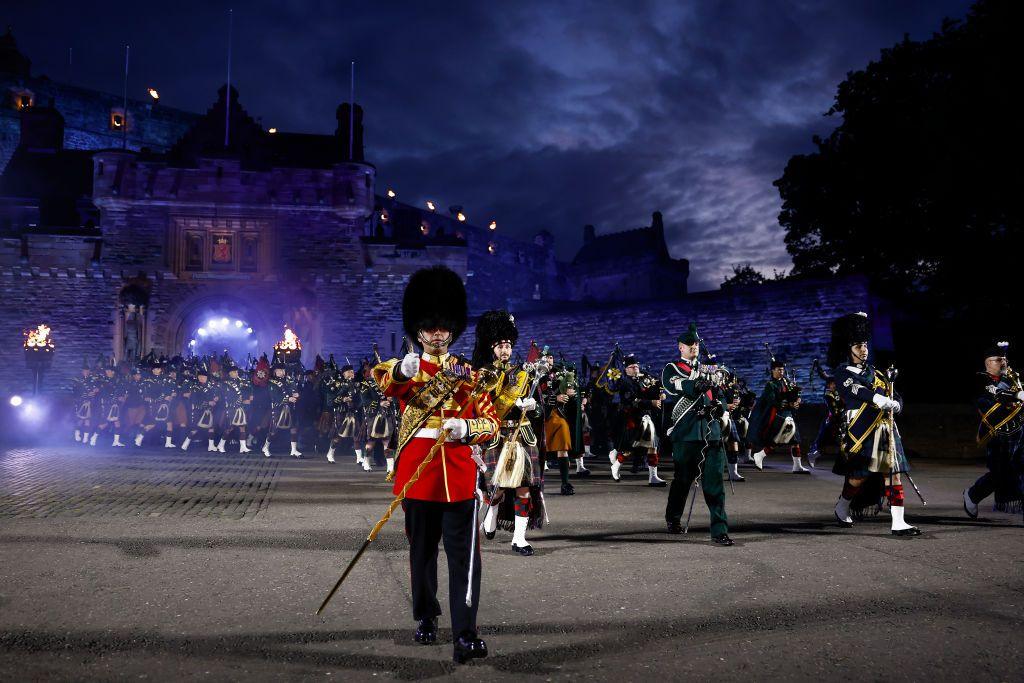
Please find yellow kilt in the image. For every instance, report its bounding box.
[545,412,572,452]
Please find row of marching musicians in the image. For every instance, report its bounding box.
[68,350,400,470]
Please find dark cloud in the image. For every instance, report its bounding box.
[8,0,975,290]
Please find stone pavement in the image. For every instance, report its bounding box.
[0,445,1022,681]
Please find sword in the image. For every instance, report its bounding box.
[465,489,480,607]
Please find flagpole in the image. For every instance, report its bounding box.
[121,45,129,150]
[348,60,355,159]
[224,8,234,148]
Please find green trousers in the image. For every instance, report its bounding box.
[665,439,728,537]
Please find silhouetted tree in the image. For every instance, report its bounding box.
[721,263,766,288]
[775,0,1021,325]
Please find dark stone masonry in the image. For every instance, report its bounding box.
[0,29,880,399]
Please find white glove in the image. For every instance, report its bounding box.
[443,418,468,440]
[1017,390,1024,402]
[515,397,538,412]
[872,394,900,413]
[399,352,420,379]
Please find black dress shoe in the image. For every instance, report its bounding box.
[484,529,496,540]
[414,618,437,645]
[834,512,854,528]
[891,526,922,537]
[666,521,683,534]
[453,635,488,664]
[511,543,534,556]
[648,480,667,488]
[711,533,734,546]
[560,482,575,496]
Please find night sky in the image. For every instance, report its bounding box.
[8,0,974,291]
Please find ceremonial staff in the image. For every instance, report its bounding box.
[316,366,491,615]
[887,365,927,505]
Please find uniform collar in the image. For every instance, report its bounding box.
[421,351,450,365]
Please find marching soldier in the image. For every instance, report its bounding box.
[473,310,547,556]
[262,355,302,458]
[829,312,920,536]
[360,363,398,474]
[662,323,733,545]
[71,357,98,444]
[219,358,253,454]
[138,354,178,449]
[181,360,221,452]
[93,358,128,447]
[964,341,1024,518]
[608,354,665,486]
[372,266,498,664]
[749,357,810,473]
[326,363,364,466]
[540,350,577,495]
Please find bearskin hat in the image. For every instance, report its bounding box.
[471,310,518,368]
[623,353,639,367]
[402,266,467,348]
[827,312,871,368]
[984,340,1010,360]
[677,322,699,346]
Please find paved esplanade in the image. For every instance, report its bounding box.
[1,446,1021,680]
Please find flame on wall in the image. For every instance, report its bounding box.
[24,324,55,350]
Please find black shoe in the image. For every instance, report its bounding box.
[891,526,922,537]
[711,533,734,546]
[511,543,534,556]
[648,480,667,488]
[414,618,437,645]
[666,521,683,534]
[484,529,496,540]
[560,482,575,496]
[834,511,854,528]
[453,635,488,664]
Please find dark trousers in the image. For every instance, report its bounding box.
[968,433,1023,506]
[665,439,728,537]
[403,497,481,639]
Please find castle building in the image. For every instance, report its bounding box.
[0,29,870,396]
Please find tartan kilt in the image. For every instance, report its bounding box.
[364,410,396,441]
[75,400,93,420]
[230,406,248,427]
[153,402,170,422]
[484,431,542,488]
[274,403,293,430]
[194,407,215,430]
[335,412,357,439]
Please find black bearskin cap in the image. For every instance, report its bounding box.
[623,354,639,367]
[471,310,518,368]
[827,312,871,368]
[984,340,1010,360]
[402,266,467,348]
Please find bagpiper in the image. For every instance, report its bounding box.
[138,353,178,449]
[371,266,498,664]
[71,357,98,444]
[326,362,364,466]
[964,341,1024,518]
[219,356,253,454]
[829,312,920,536]
[608,354,666,486]
[262,353,302,458]
[360,357,398,475]
[539,349,578,496]
[93,358,128,447]
[473,310,547,556]
[662,323,733,544]
[749,355,811,473]
[181,359,221,452]
[806,359,843,468]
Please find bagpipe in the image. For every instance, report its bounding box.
[765,342,802,409]
[978,364,1024,446]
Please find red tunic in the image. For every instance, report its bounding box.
[374,353,498,503]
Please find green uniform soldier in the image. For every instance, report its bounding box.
[662,323,733,545]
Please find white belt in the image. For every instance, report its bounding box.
[414,428,459,442]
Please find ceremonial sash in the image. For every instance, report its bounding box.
[395,365,468,455]
[846,371,888,454]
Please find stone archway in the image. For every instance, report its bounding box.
[160,291,275,363]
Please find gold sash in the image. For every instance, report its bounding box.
[394,365,467,454]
